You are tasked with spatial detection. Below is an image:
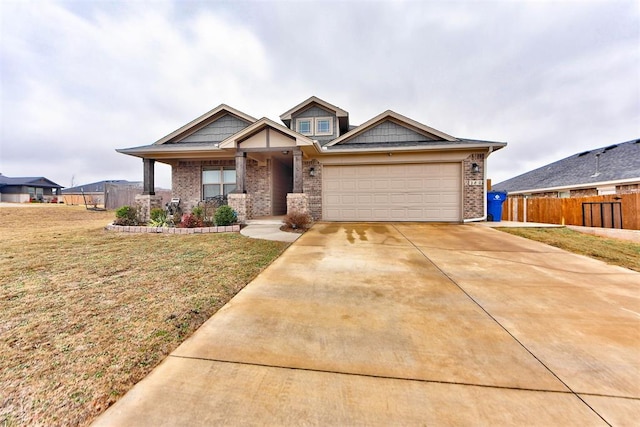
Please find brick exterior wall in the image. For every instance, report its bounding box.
[246,159,270,217]
[228,193,252,222]
[172,160,234,213]
[463,153,485,220]
[570,188,598,197]
[287,193,310,217]
[303,159,322,220]
[616,184,640,194]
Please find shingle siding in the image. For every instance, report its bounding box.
[180,114,250,143]
[343,120,434,145]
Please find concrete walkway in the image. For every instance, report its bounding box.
[93,223,640,426]
[240,219,301,243]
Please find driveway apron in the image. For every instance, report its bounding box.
[94,223,640,426]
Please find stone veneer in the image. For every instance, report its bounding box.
[134,194,163,222]
[105,224,240,234]
[463,153,485,220]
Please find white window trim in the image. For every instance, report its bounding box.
[314,117,333,136]
[296,118,313,135]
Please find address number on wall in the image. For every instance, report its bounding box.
[465,180,483,186]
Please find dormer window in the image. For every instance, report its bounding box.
[315,117,333,135]
[295,117,333,136]
[296,119,312,135]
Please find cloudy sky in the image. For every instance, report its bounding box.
[1,0,638,189]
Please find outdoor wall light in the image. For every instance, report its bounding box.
[471,163,480,173]
[309,167,316,177]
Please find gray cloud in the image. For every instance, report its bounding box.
[1,0,638,188]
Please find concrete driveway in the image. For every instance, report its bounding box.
[94,223,640,426]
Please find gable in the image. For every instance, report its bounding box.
[294,105,333,119]
[238,128,297,149]
[339,119,439,145]
[178,114,251,143]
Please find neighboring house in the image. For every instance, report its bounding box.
[117,96,506,222]
[0,174,63,203]
[62,180,171,210]
[492,139,640,197]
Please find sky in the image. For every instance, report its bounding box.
[1,0,638,189]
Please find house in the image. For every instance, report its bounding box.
[62,180,172,210]
[0,174,63,203]
[492,139,640,197]
[116,96,506,222]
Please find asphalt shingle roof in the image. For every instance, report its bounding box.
[62,180,140,194]
[0,176,62,188]
[492,139,640,193]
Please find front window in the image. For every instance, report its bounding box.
[203,167,236,199]
[297,119,312,135]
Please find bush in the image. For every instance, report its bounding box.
[150,207,166,222]
[114,205,140,226]
[178,213,203,228]
[191,206,204,219]
[284,211,312,230]
[214,205,237,226]
[149,208,168,227]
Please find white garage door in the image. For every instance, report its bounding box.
[323,163,461,221]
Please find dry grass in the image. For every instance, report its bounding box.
[497,227,640,272]
[0,205,288,426]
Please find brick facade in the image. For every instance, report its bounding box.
[246,159,271,217]
[463,153,485,220]
[302,159,322,220]
[286,193,310,217]
[172,160,235,213]
[228,193,252,222]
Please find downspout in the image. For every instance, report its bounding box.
[464,146,493,223]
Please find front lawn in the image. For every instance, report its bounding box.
[0,205,288,426]
[497,227,640,272]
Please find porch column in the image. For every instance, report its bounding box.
[293,149,303,193]
[235,151,246,193]
[142,158,155,195]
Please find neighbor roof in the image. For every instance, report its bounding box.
[0,176,63,189]
[62,180,140,194]
[493,138,640,194]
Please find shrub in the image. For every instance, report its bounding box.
[114,205,139,226]
[149,208,168,227]
[191,206,204,219]
[284,211,312,230]
[150,207,166,222]
[214,205,237,226]
[178,213,203,228]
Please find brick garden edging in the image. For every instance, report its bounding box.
[105,224,241,234]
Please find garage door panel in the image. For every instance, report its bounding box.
[323,163,461,221]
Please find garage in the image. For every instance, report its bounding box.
[322,163,462,221]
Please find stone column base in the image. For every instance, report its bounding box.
[228,193,252,223]
[135,194,163,222]
[286,193,310,217]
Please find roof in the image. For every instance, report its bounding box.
[154,104,257,145]
[0,175,63,189]
[325,110,458,147]
[62,180,141,194]
[492,138,640,194]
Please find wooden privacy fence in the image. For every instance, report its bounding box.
[502,193,640,230]
[63,184,172,210]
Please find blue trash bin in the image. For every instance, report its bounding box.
[487,191,507,222]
